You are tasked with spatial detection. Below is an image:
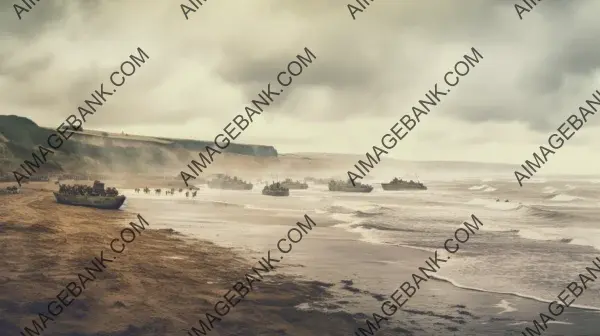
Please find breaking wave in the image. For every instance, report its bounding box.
[355,223,419,233]
[354,210,380,218]
[345,225,388,245]
[525,206,576,221]
[548,194,583,202]
[468,184,497,192]
[429,275,600,312]
[325,203,390,217]
[542,186,558,194]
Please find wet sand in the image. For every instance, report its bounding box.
[3,182,600,336]
[0,183,357,336]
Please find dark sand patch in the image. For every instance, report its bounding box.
[0,190,359,336]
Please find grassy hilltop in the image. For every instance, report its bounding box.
[0,115,278,176]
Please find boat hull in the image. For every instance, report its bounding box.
[262,190,290,197]
[208,184,253,190]
[381,183,427,191]
[328,186,373,193]
[281,184,308,190]
[53,192,126,210]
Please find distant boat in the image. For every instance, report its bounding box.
[208,175,253,190]
[262,182,290,197]
[280,178,308,190]
[328,180,373,193]
[381,178,427,191]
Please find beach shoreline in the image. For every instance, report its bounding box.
[2,182,600,336]
[0,186,358,336]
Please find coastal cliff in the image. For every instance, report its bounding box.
[0,115,278,175]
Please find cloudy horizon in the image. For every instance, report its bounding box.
[1,0,599,175]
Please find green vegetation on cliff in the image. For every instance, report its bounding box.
[0,115,278,174]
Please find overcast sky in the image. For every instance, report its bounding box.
[0,0,598,174]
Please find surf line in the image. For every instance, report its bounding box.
[184,214,317,336]
[18,214,150,336]
[178,47,317,188]
[513,89,599,187]
[352,214,484,336]
[516,256,600,336]
[345,47,483,187]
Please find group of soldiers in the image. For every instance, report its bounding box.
[58,184,119,196]
[0,186,19,195]
[134,187,197,197]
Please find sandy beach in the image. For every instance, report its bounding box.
[3,0,600,334]
[3,177,600,336]
[0,182,358,336]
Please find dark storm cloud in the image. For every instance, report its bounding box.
[0,54,53,82]
[207,0,600,133]
[446,0,600,132]
[0,0,598,134]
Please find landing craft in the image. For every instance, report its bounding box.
[280,178,309,190]
[381,177,427,191]
[262,182,290,197]
[328,179,373,193]
[207,175,253,190]
[53,180,126,210]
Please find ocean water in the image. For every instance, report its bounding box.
[119,176,600,335]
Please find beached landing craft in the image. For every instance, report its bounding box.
[280,178,309,190]
[262,182,290,197]
[53,180,126,210]
[381,177,427,191]
[328,179,373,193]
